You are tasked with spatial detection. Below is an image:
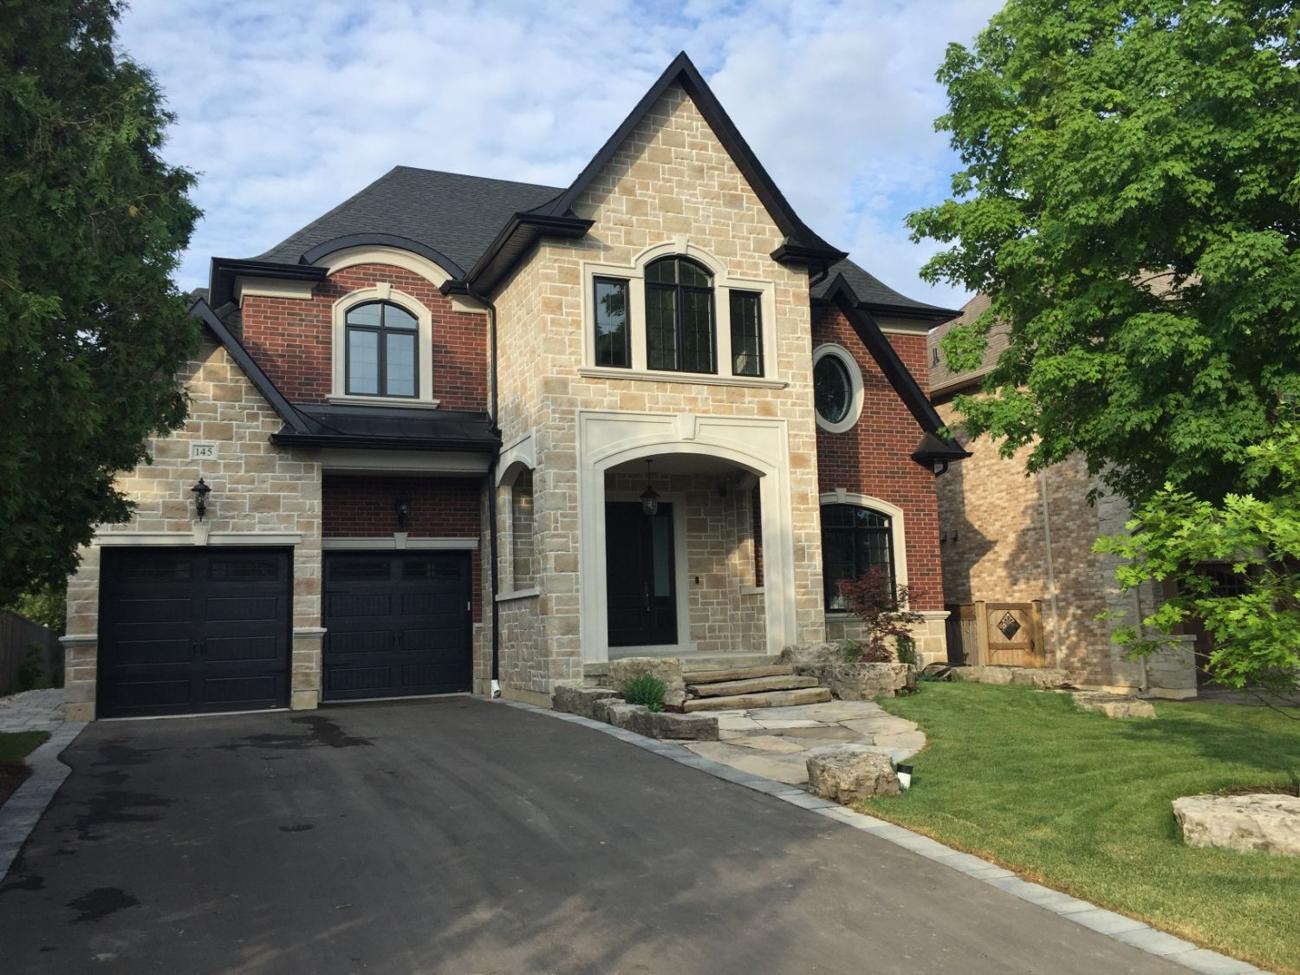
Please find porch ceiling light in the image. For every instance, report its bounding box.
[640,459,660,517]
[190,477,212,522]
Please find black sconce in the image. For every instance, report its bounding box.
[190,478,212,521]
[639,459,659,517]
[395,498,411,529]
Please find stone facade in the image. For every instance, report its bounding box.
[491,83,834,698]
[63,335,324,720]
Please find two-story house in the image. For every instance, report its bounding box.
[62,53,965,720]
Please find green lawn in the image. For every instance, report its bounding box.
[868,683,1300,975]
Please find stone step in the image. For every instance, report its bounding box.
[682,687,833,712]
[680,653,780,674]
[686,664,796,685]
[687,674,818,698]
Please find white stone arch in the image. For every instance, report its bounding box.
[578,410,795,661]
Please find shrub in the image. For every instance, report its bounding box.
[621,673,667,712]
[838,566,925,664]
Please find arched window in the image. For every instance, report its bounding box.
[645,256,715,374]
[345,300,419,398]
[821,503,895,611]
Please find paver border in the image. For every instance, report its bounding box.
[0,720,86,883]
[499,698,1270,975]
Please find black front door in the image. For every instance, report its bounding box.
[98,548,292,718]
[323,552,472,700]
[606,502,677,647]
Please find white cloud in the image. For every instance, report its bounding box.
[117,0,999,306]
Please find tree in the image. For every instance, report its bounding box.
[837,567,925,663]
[908,0,1300,506]
[1096,418,1300,696]
[0,0,199,605]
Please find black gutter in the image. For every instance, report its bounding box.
[464,212,593,296]
[208,257,327,309]
[268,431,498,452]
[443,278,504,685]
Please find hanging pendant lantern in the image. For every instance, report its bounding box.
[640,459,659,517]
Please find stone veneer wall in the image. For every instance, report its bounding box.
[63,335,324,720]
[491,83,828,699]
[605,471,765,654]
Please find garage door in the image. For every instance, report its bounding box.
[98,548,292,718]
[323,552,472,700]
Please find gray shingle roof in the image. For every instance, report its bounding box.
[815,259,957,316]
[927,293,1009,396]
[254,166,564,273]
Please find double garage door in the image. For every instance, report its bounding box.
[97,548,471,718]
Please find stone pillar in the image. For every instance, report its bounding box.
[62,544,101,721]
[290,628,325,710]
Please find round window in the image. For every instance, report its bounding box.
[814,354,853,425]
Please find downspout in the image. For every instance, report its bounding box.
[466,282,502,694]
[1037,469,1063,667]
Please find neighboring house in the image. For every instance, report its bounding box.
[929,295,1197,697]
[61,53,966,721]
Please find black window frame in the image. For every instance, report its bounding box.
[820,503,896,611]
[729,289,764,377]
[344,300,419,399]
[645,256,716,375]
[593,276,631,368]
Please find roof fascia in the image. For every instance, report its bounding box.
[463,211,593,294]
[268,431,500,452]
[208,257,328,309]
[299,234,467,278]
[188,298,312,434]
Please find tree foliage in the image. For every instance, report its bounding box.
[0,0,200,604]
[1097,419,1300,694]
[909,0,1300,505]
[838,567,926,663]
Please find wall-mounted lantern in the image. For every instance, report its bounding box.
[395,498,411,530]
[190,478,212,521]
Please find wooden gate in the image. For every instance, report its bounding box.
[944,600,1048,668]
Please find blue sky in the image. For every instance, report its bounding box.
[117,0,1004,309]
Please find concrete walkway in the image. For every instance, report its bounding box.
[0,688,66,733]
[686,698,925,786]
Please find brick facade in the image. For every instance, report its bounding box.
[812,304,945,613]
[239,263,487,409]
[322,474,486,625]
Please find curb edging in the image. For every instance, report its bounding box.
[498,698,1268,975]
[0,721,86,883]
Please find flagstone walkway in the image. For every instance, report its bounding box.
[683,699,925,786]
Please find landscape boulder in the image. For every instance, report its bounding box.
[780,644,916,699]
[551,683,618,720]
[607,656,687,710]
[1173,793,1300,858]
[806,745,900,803]
[1072,691,1156,719]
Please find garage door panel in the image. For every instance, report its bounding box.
[324,552,471,700]
[99,548,291,718]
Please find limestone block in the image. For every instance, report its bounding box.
[599,700,719,740]
[806,746,901,803]
[607,656,686,710]
[551,683,618,719]
[1174,794,1300,857]
[1007,667,1076,689]
[1072,691,1156,719]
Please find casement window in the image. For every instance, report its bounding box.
[821,503,895,611]
[345,300,419,398]
[593,277,631,368]
[729,290,764,377]
[812,344,865,433]
[645,256,715,374]
[511,468,536,588]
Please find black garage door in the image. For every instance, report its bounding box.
[98,548,292,718]
[323,552,472,700]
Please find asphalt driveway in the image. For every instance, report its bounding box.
[0,698,1189,974]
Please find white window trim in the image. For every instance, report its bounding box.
[331,285,436,406]
[812,343,865,434]
[580,239,780,384]
[818,490,909,613]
